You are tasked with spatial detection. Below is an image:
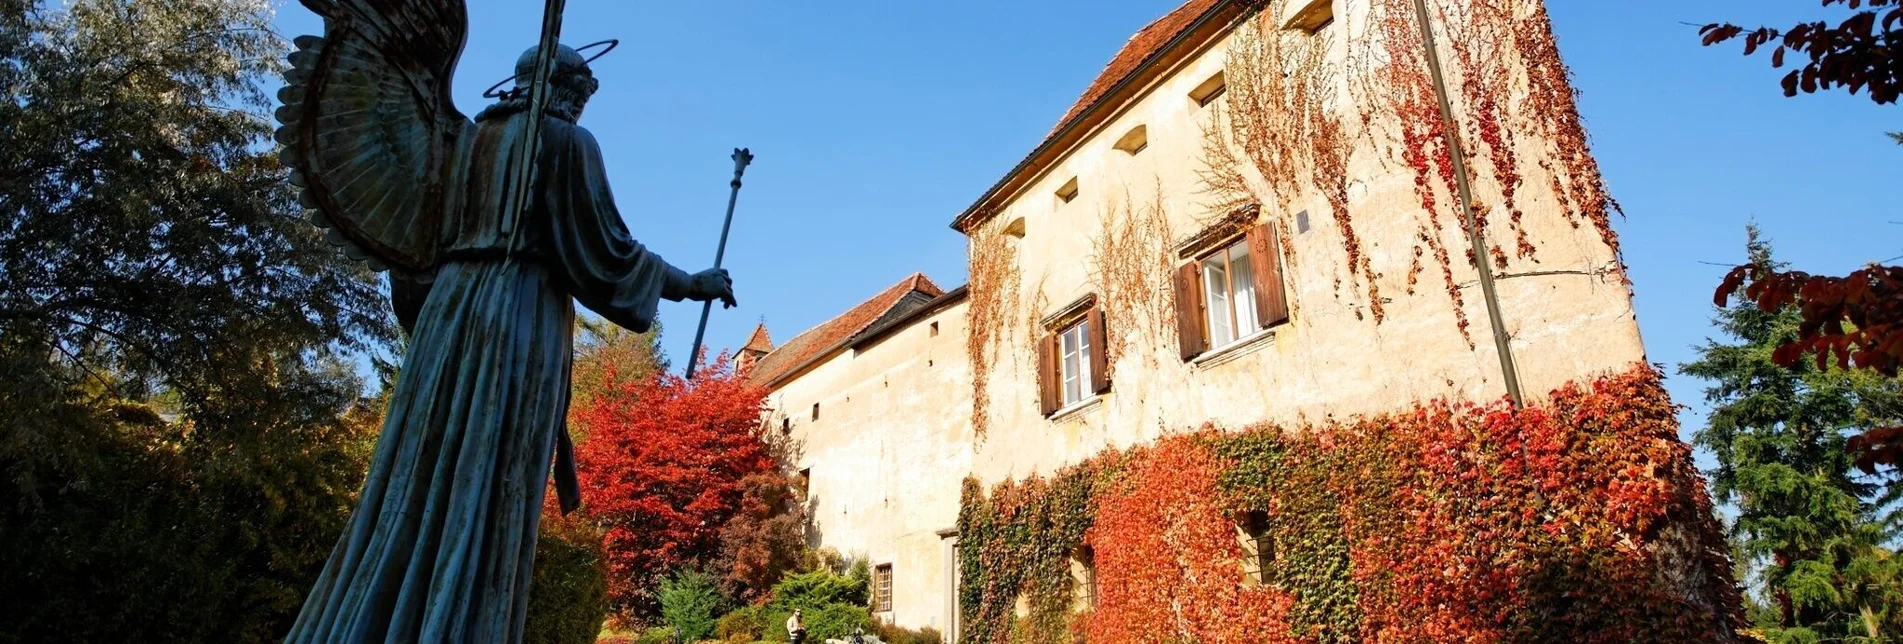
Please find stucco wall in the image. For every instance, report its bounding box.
[765,302,973,632]
[761,0,1646,633]
[965,4,1645,483]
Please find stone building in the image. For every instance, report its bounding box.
[743,0,1642,635]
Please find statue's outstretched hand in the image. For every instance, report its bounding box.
[691,268,736,308]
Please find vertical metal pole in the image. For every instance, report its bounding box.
[499,0,569,260]
[1411,0,1523,407]
[684,148,754,379]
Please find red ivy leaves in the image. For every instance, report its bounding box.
[1716,263,1903,472]
[570,353,774,617]
[959,365,1743,643]
[1700,0,1902,104]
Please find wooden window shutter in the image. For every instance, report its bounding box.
[1174,262,1206,360]
[1087,308,1110,394]
[1247,222,1290,328]
[1037,333,1060,415]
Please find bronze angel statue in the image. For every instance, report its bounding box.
[274,0,735,640]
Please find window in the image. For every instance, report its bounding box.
[874,564,894,612]
[930,321,939,337]
[1038,307,1109,416]
[1059,321,1092,406]
[1113,125,1148,155]
[1073,545,1098,610]
[1055,177,1079,204]
[1283,0,1335,33]
[781,417,791,436]
[811,402,820,421]
[1238,511,1273,585]
[795,468,810,501]
[1174,222,1290,360]
[1202,239,1259,348]
[1190,71,1227,106]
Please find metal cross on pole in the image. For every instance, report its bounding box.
[685,148,754,380]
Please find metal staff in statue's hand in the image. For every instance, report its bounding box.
[685,147,752,380]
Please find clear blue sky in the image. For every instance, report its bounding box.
[273,1,1896,451]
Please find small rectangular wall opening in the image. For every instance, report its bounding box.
[1190,71,1227,106]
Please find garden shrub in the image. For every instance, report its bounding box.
[956,365,1745,643]
[523,520,611,644]
[715,604,770,641]
[659,570,729,643]
[872,621,944,644]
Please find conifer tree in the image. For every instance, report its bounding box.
[1683,227,1903,642]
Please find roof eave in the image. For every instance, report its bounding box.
[949,0,1246,234]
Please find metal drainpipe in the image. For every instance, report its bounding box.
[1410,0,1524,407]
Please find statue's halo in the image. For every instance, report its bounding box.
[481,39,619,99]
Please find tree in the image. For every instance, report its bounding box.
[571,353,775,620]
[1702,1,1903,478]
[715,471,812,604]
[1683,228,1903,641]
[0,0,396,639]
[1700,0,1901,105]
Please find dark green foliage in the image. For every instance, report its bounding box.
[526,521,612,644]
[771,566,870,612]
[954,461,1115,644]
[660,570,730,642]
[1212,432,1359,643]
[0,0,396,641]
[1681,227,1903,640]
[715,604,772,641]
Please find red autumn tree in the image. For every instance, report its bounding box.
[570,352,774,619]
[1699,0,1901,105]
[714,471,811,604]
[1700,1,1903,474]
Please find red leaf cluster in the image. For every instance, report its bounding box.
[962,365,1744,643]
[1716,263,1903,472]
[1700,0,1902,104]
[568,353,774,616]
[1086,440,1299,644]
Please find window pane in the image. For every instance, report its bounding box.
[1061,326,1082,404]
[1202,256,1233,346]
[1077,323,1091,396]
[1230,243,1258,332]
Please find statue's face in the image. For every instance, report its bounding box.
[548,68,598,120]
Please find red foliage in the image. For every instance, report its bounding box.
[715,471,809,604]
[1086,439,1298,644]
[570,353,773,616]
[1700,0,1902,105]
[1717,263,1903,472]
[963,365,1743,643]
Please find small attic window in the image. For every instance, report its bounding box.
[930,321,940,337]
[1283,0,1334,33]
[1113,125,1148,155]
[811,402,820,421]
[1055,177,1080,204]
[1190,71,1226,106]
[1003,216,1027,239]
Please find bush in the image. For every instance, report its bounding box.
[631,626,673,644]
[716,605,770,641]
[873,622,944,644]
[659,570,729,642]
[770,568,868,612]
[799,603,875,641]
[523,521,610,644]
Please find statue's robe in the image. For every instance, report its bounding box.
[288,106,690,643]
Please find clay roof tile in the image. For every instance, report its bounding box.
[746,272,944,387]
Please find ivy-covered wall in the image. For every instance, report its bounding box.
[956,365,1743,643]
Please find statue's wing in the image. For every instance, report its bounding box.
[275,0,473,273]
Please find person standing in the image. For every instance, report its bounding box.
[786,609,806,644]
